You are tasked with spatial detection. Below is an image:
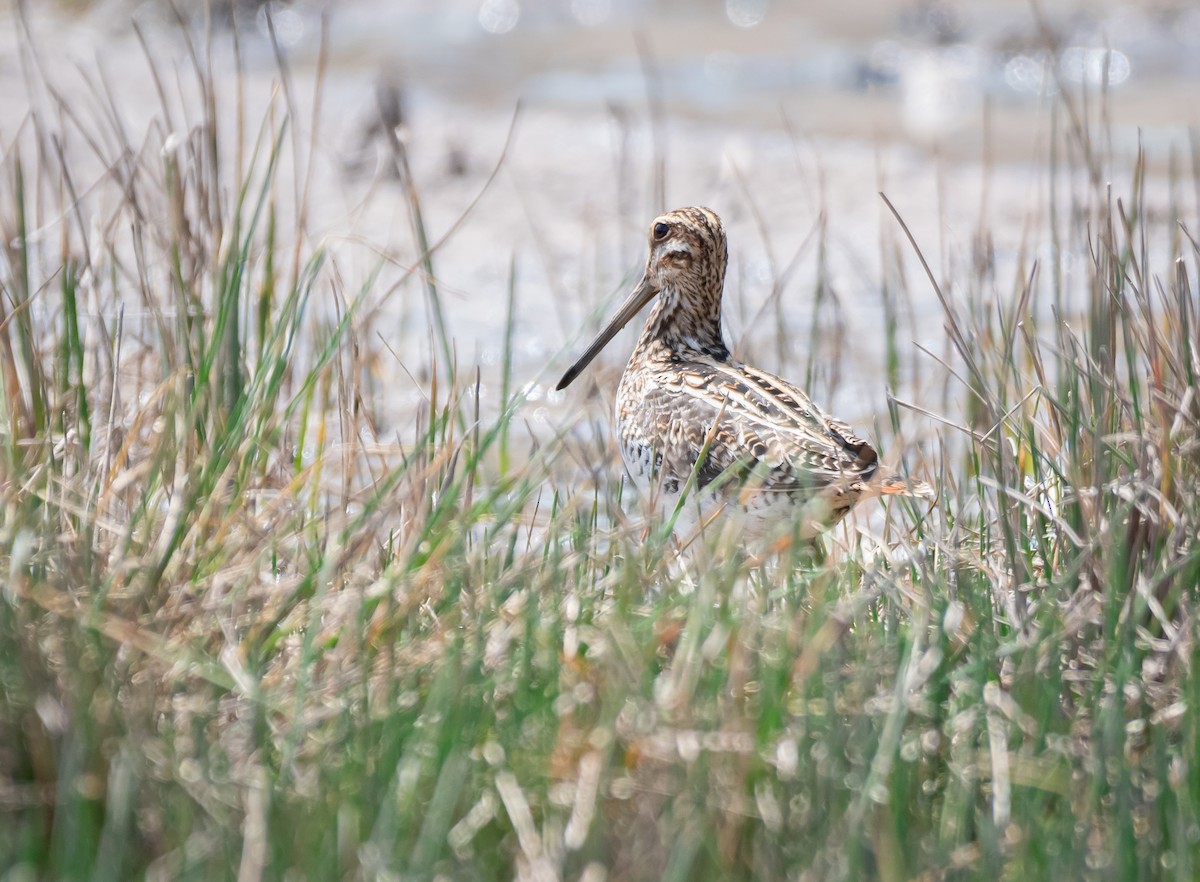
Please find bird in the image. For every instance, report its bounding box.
[556,206,931,541]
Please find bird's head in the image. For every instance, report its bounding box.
[557,206,727,390]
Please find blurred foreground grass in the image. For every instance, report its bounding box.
[1,14,1199,882]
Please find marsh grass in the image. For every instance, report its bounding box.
[1,11,1199,882]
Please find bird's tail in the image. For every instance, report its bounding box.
[877,473,936,500]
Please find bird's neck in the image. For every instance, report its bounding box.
[634,283,729,363]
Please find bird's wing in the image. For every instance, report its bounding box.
[653,357,879,493]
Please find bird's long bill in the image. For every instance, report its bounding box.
[556,273,657,391]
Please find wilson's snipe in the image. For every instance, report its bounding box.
[557,206,930,538]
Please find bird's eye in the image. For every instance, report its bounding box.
[653,222,669,240]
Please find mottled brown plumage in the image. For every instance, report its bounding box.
[558,206,930,538]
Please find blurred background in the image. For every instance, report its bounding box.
[141,0,1200,149]
[2,0,1197,431]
